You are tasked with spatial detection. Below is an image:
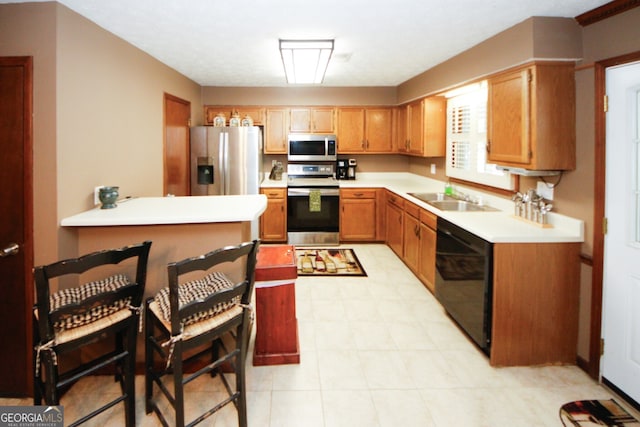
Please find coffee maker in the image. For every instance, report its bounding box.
[336,159,348,180]
[347,158,357,179]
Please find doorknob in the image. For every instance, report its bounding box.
[1,243,19,257]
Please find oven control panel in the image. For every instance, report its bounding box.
[287,163,334,177]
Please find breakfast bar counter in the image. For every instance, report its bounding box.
[61,194,267,297]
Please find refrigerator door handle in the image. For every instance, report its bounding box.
[218,131,226,195]
[223,132,231,195]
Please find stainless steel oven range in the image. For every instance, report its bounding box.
[286,163,339,246]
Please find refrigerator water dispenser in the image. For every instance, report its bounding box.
[197,157,214,185]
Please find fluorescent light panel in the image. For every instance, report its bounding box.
[279,39,334,84]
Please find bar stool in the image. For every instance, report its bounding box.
[32,241,152,427]
[144,240,259,427]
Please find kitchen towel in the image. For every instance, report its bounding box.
[309,190,321,212]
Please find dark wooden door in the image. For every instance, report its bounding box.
[0,56,33,397]
[164,93,191,196]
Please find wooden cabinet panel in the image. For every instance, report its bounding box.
[289,107,335,133]
[491,242,580,366]
[417,209,437,292]
[340,188,378,241]
[337,107,393,154]
[395,106,408,153]
[403,204,420,273]
[386,191,404,257]
[487,62,576,170]
[337,108,366,152]
[260,188,287,242]
[365,108,393,153]
[399,97,446,157]
[265,108,288,154]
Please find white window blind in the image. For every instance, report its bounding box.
[445,82,515,191]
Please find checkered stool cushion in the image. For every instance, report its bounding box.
[50,274,132,331]
[154,271,238,326]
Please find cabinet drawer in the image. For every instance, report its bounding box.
[261,188,286,199]
[386,192,405,209]
[404,201,420,218]
[341,188,376,199]
[420,209,437,229]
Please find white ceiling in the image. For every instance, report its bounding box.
[4,0,609,87]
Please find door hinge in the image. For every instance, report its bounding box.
[603,217,608,235]
[600,338,605,356]
[604,95,608,113]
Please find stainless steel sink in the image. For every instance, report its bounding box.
[408,192,498,212]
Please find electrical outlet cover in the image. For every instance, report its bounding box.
[536,181,554,200]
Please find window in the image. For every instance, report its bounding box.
[445,82,515,191]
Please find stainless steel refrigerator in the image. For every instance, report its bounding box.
[190,126,263,236]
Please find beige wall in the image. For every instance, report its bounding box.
[1,2,203,264]
[202,86,397,110]
[0,3,58,265]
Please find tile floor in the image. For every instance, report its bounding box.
[2,244,633,426]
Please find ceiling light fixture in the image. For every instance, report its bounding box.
[279,39,334,84]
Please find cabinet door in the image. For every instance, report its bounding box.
[204,106,265,126]
[407,100,424,155]
[403,211,420,273]
[487,67,531,164]
[418,222,436,292]
[312,107,336,133]
[386,201,404,257]
[265,108,288,154]
[365,108,393,153]
[340,198,376,240]
[289,108,311,132]
[395,106,408,153]
[337,108,365,152]
[260,189,287,241]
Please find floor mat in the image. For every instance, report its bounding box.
[295,248,367,276]
[560,399,640,426]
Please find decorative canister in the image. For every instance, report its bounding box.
[213,113,226,127]
[98,186,119,209]
[229,110,241,127]
[241,115,254,126]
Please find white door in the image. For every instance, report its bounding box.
[602,60,640,403]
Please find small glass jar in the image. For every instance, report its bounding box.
[213,113,225,127]
[229,111,241,127]
[241,115,254,126]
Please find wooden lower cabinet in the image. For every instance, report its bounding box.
[417,209,437,292]
[260,188,287,242]
[490,242,581,366]
[403,202,420,273]
[340,188,377,241]
[385,192,404,257]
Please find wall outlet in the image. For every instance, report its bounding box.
[536,181,554,200]
[94,186,104,205]
[430,163,436,174]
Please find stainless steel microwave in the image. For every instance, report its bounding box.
[287,134,337,162]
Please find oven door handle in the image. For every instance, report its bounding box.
[288,188,340,197]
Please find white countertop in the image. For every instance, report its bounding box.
[262,172,584,244]
[61,195,267,227]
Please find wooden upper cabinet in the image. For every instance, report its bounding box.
[487,62,576,171]
[337,108,366,152]
[204,106,265,126]
[289,107,335,133]
[337,107,393,153]
[405,97,446,157]
[394,106,408,153]
[264,108,288,154]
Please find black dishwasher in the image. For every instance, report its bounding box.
[435,217,493,355]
